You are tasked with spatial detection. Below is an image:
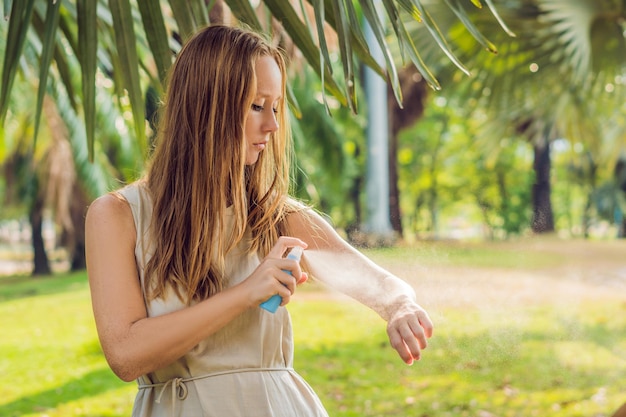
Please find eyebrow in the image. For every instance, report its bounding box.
[255,91,282,100]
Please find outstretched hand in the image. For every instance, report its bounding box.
[386,302,433,365]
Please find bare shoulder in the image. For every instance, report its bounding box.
[86,192,135,242]
[88,192,129,214]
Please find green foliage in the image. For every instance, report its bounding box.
[290,68,366,227]
[396,95,534,239]
[398,0,626,237]
[0,0,508,157]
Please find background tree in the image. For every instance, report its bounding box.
[0,11,139,275]
[401,0,626,234]
[0,0,513,267]
[387,66,429,237]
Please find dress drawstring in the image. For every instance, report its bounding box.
[138,367,294,416]
[155,376,189,402]
[157,377,187,416]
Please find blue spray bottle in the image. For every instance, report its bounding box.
[259,246,304,313]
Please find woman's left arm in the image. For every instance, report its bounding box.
[286,208,434,365]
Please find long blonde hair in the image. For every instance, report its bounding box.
[144,25,294,304]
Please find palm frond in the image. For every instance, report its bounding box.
[108,0,147,156]
[169,0,200,41]
[1,0,513,155]
[77,0,97,161]
[137,0,172,85]
[48,77,119,198]
[0,0,35,123]
[32,0,62,147]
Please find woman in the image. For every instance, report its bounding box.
[86,24,433,416]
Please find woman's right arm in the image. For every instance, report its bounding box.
[85,194,304,381]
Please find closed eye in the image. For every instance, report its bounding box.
[252,103,279,114]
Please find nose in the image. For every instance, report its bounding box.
[263,112,279,133]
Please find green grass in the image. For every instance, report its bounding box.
[291,300,626,417]
[1,244,625,417]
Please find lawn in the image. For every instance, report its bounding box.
[1,239,625,417]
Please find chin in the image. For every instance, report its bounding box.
[245,155,260,165]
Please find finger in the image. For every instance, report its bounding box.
[276,280,297,306]
[398,323,423,361]
[265,264,298,294]
[419,311,434,338]
[266,236,308,259]
[407,315,430,350]
[387,327,414,365]
[297,272,308,285]
[278,270,297,294]
[275,258,302,277]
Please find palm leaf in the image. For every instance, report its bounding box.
[538,0,598,80]
[265,0,347,105]
[394,13,441,89]
[319,0,386,78]
[137,0,172,86]
[444,0,497,53]
[360,0,403,106]
[108,0,147,156]
[49,77,117,198]
[77,0,97,161]
[308,0,333,113]
[32,0,61,148]
[1,0,522,155]
[411,0,471,75]
[308,0,331,74]
[51,40,78,110]
[0,0,35,123]
[3,0,11,19]
[229,0,347,106]
[222,0,263,32]
[169,0,197,41]
[329,0,357,111]
[189,0,209,27]
[482,0,515,37]
[58,9,79,54]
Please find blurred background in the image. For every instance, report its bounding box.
[0,1,625,416]
[1,0,625,275]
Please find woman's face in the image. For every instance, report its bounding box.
[244,55,282,165]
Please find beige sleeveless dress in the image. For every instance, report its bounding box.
[118,182,329,417]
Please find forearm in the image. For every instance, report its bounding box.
[303,247,417,321]
[304,245,433,365]
[286,208,420,320]
[101,285,250,381]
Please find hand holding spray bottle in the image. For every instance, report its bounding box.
[259,246,304,313]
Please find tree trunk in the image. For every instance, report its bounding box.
[30,189,51,276]
[388,127,402,235]
[69,186,89,271]
[387,67,428,237]
[363,22,393,236]
[614,158,626,239]
[582,195,592,238]
[351,145,363,227]
[531,141,555,233]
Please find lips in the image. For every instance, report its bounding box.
[253,141,268,150]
